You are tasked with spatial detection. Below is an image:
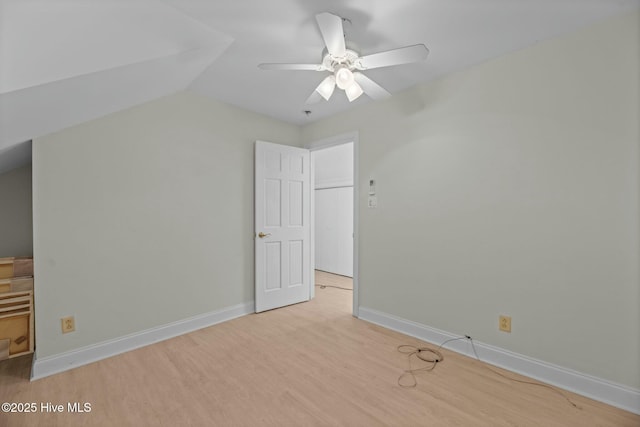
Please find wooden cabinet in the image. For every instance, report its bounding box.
[0,257,33,279]
[0,257,34,360]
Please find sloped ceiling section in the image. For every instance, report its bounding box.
[0,0,234,151]
[1,0,639,159]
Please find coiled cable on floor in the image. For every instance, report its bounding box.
[397,336,581,409]
[397,337,467,388]
[397,345,442,387]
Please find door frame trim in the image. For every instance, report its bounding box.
[306,131,359,317]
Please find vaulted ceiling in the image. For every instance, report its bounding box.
[1,0,638,170]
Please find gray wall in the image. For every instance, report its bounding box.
[0,164,33,257]
[303,11,640,389]
[33,92,302,357]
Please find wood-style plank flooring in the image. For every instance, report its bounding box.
[315,270,353,290]
[1,271,638,426]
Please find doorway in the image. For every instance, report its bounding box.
[307,132,359,316]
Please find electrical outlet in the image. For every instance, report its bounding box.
[499,315,511,333]
[368,195,377,208]
[61,316,75,333]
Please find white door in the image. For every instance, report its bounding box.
[255,141,310,312]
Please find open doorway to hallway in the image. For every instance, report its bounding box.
[311,141,354,310]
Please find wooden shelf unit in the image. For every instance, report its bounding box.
[0,257,34,360]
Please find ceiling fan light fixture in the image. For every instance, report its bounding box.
[335,66,355,90]
[345,81,363,102]
[259,13,429,105]
[315,75,336,100]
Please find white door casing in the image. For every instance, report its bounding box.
[255,141,310,313]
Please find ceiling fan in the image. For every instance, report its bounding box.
[258,12,429,104]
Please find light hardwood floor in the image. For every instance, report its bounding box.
[315,270,353,290]
[1,272,638,426]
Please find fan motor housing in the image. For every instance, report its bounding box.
[322,48,360,72]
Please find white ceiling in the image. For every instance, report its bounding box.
[1,0,638,162]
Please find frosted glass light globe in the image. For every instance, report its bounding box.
[335,67,354,90]
[315,75,336,100]
[345,81,363,102]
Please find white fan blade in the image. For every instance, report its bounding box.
[356,44,429,70]
[305,91,324,105]
[354,72,391,100]
[315,12,346,58]
[258,63,323,71]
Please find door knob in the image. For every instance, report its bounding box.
[258,232,271,238]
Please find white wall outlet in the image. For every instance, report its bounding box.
[61,316,75,333]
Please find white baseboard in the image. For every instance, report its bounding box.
[358,306,640,415]
[31,301,254,380]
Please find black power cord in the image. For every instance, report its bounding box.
[315,283,352,291]
[398,335,581,409]
[397,336,468,387]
